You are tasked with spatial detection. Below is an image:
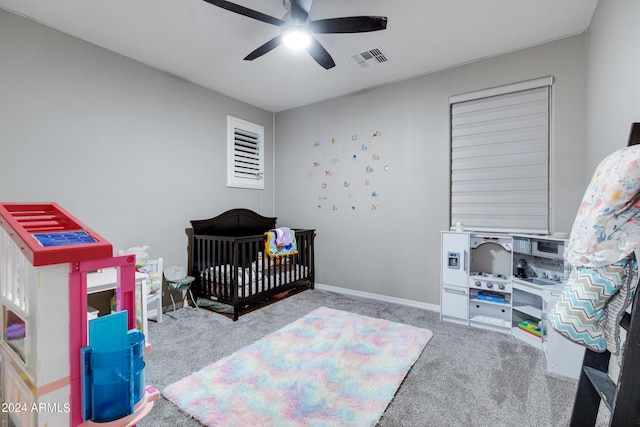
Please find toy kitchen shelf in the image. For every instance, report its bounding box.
[468,287,512,332]
[511,279,547,349]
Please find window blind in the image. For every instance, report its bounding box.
[450,83,550,233]
[227,116,264,189]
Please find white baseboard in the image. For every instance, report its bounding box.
[314,283,440,313]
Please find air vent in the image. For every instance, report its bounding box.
[351,47,390,69]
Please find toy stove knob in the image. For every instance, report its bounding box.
[498,283,505,290]
[486,282,493,289]
[475,280,482,287]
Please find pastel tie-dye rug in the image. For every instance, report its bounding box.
[162,306,433,426]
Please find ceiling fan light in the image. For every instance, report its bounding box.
[282,26,311,49]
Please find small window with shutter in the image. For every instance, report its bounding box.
[227,116,264,189]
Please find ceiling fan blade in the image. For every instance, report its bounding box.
[244,35,283,61]
[310,16,388,34]
[203,0,285,26]
[307,38,335,70]
[290,0,313,22]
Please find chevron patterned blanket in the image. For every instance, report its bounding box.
[549,256,637,355]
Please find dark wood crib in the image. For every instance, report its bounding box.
[186,208,315,320]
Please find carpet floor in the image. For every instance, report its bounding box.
[140,288,611,427]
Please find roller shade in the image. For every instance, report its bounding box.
[450,82,550,233]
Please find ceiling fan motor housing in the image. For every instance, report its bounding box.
[204,0,388,69]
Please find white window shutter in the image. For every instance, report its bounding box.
[227,116,264,189]
[450,80,551,233]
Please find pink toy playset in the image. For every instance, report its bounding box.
[0,202,159,426]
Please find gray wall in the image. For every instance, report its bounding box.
[586,0,640,172]
[4,1,638,310]
[0,9,274,267]
[275,35,588,306]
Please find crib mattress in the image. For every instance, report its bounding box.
[202,264,309,298]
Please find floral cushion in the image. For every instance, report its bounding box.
[566,145,640,267]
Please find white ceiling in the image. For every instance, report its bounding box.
[0,0,599,113]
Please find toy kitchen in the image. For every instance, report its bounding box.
[440,230,585,379]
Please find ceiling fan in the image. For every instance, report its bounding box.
[203,0,388,69]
